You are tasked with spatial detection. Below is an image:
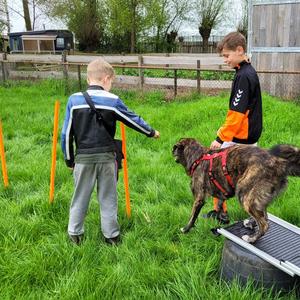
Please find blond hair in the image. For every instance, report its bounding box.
[217,32,246,53]
[87,58,115,81]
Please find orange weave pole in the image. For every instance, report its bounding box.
[0,120,9,187]
[49,101,60,203]
[120,123,131,218]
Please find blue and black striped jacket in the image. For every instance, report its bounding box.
[61,86,155,167]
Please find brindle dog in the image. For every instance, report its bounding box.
[172,138,300,243]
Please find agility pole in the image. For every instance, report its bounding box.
[0,119,9,187]
[120,123,131,217]
[49,101,60,203]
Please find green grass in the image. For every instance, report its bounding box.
[114,67,235,81]
[0,80,299,299]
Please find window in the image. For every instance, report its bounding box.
[13,38,19,50]
[56,38,64,48]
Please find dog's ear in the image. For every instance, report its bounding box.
[173,143,184,152]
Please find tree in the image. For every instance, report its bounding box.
[237,0,248,38]
[195,0,225,52]
[107,0,148,53]
[22,0,32,30]
[41,0,105,51]
[68,0,103,51]
[145,0,190,52]
[0,0,10,33]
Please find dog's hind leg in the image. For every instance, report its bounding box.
[243,217,257,230]
[241,199,269,243]
[181,192,205,234]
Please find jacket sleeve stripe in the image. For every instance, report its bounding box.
[65,116,73,160]
[70,104,153,136]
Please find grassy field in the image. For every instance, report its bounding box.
[0,80,299,299]
[113,68,235,81]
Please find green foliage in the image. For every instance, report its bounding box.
[114,67,234,80]
[40,0,191,53]
[0,80,299,299]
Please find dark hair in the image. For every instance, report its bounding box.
[217,32,246,53]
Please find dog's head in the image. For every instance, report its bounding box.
[172,138,204,172]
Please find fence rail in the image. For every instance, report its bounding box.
[0,52,299,99]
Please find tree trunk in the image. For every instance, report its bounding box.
[155,27,161,52]
[130,24,135,53]
[199,27,211,53]
[130,1,136,53]
[202,37,209,53]
[4,0,11,33]
[22,0,32,31]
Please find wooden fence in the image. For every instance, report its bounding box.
[0,52,232,97]
[248,0,300,99]
[0,52,299,99]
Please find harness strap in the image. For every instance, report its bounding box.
[221,150,234,188]
[189,149,235,198]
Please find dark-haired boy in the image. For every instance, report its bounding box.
[208,32,263,224]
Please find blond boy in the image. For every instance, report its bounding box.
[61,58,159,245]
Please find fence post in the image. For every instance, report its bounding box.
[174,69,177,98]
[62,50,69,95]
[77,64,82,90]
[138,55,144,90]
[1,53,7,83]
[122,62,125,75]
[197,60,201,94]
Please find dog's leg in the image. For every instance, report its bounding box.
[243,217,257,230]
[181,193,205,234]
[242,205,269,243]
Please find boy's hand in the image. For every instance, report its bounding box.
[153,130,160,138]
[210,140,222,149]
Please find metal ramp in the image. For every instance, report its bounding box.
[217,213,300,277]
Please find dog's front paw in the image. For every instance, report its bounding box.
[241,234,251,243]
[180,226,190,234]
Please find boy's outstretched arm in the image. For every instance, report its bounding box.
[115,99,159,138]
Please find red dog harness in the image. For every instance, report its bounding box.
[189,149,235,198]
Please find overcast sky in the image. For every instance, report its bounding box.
[7,0,242,36]
[6,0,65,33]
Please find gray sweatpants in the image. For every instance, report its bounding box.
[68,162,120,239]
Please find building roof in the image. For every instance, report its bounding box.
[8,30,72,38]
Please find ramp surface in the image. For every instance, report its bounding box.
[217,213,300,277]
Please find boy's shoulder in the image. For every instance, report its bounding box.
[87,89,119,100]
[68,90,121,107]
[236,63,258,81]
[70,90,119,100]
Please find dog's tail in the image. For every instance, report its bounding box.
[269,144,300,176]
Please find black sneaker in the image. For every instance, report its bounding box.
[218,211,230,225]
[105,235,120,246]
[205,209,219,219]
[69,234,84,245]
[204,210,230,224]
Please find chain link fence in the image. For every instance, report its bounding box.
[0,57,299,101]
